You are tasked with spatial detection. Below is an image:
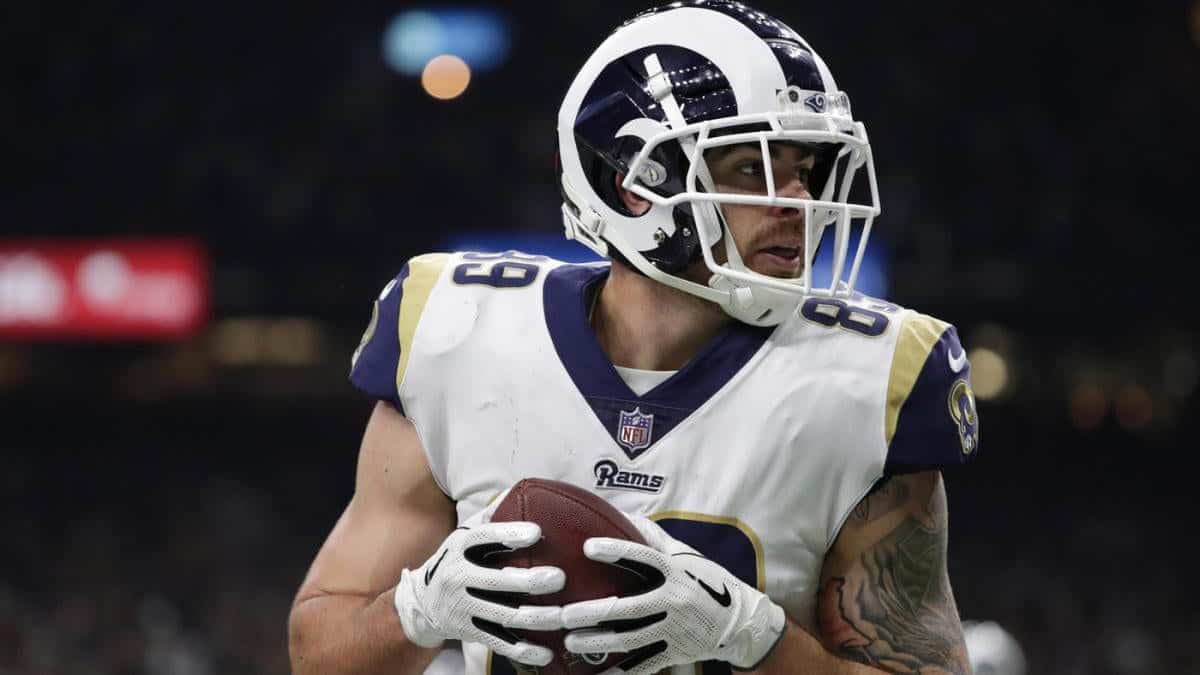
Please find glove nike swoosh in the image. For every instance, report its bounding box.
[425,548,449,585]
[685,571,731,607]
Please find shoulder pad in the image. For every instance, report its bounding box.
[348,253,451,410]
[884,312,980,475]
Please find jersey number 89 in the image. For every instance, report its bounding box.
[452,251,546,288]
[800,297,892,337]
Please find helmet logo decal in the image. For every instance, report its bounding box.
[776,86,853,118]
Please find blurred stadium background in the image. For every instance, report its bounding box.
[2,1,1198,673]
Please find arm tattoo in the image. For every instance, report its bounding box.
[819,477,969,674]
[852,477,910,523]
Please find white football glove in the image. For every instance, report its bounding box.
[562,516,786,673]
[394,493,566,667]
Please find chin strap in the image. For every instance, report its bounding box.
[708,271,803,327]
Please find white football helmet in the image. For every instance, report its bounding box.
[557,0,880,326]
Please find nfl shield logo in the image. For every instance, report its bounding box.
[617,407,654,455]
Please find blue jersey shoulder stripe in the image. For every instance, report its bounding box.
[348,253,453,410]
[348,264,411,411]
[885,315,980,475]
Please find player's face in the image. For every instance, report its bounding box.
[702,142,816,279]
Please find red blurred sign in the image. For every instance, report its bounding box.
[0,238,209,340]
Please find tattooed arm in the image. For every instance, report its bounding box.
[816,471,970,675]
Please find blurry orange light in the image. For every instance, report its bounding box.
[421,54,471,100]
[1069,383,1108,431]
[967,347,1009,400]
[1114,384,1153,431]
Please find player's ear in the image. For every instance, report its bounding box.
[614,172,651,216]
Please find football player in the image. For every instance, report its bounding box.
[288,2,981,674]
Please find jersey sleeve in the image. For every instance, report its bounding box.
[883,312,980,475]
[348,253,450,411]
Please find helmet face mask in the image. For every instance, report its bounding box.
[559,1,881,326]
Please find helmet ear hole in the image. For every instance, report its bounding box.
[613,172,652,216]
[591,161,632,217]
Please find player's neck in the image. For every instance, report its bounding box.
[591,262,730,371]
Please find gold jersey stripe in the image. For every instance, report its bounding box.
[650,510,767,593]
[884,312,950,446]
[396,253,451,393]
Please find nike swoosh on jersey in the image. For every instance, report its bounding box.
[425,548,449,585]
[948,345,967,373]
[685,570,732,607]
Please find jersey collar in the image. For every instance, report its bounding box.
[543,263,774,460]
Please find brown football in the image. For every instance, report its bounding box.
[486,477,649,674]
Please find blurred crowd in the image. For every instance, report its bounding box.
[1,464,304,674]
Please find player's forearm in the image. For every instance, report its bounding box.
[749,617,888,675]
[288,588,440,675]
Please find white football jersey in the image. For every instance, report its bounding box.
[350,251,979,675]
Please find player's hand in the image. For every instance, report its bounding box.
[561,516,785,673]
[393,491,566,667]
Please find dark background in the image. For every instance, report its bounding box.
[2,1,1198,673]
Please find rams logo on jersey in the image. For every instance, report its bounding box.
[594,460,665,494]
[948,379,979,455]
